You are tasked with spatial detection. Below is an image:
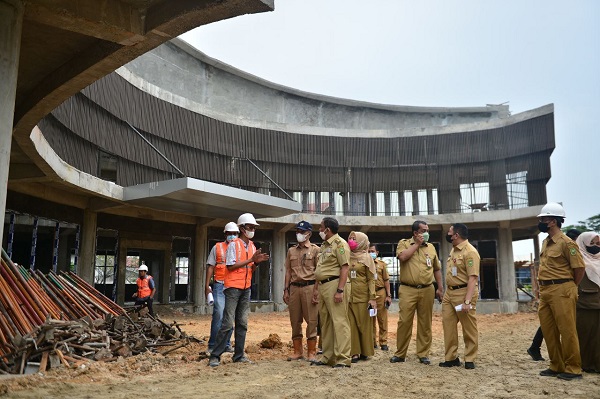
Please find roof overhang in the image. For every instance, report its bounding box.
[123,177,301,220]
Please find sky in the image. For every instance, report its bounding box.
[180,0,599,259]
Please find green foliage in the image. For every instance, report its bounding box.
[562,213,600,234]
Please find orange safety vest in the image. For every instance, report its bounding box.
[224,238,256,290]
[136,275,154,298]
[214,241,228,282]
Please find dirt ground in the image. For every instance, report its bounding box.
[2,310,599,399]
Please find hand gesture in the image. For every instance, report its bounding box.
[252,249,270,264]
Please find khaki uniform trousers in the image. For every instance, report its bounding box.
[395,285,434,358]
[372,293,388,346]
[349,302,375,357]
[538,282,581,374]
[289,284,319,341]
[441,287,478,362]
[318,279,351,366]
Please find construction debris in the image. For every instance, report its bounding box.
[0,249,197,374]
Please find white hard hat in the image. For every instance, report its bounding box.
[237,213,259,226]
[537,202,566,218]
[138,264,148,272]
[224,222,240,233]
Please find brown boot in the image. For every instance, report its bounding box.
[306,339,317,362]
[287,339,304,361]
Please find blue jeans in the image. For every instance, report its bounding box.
[208,282,233,349]
[211,287,250,361]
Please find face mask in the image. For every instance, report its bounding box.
[537,222,549,233]
[369,252,377,259]
[446,234,454,243]
[586,245,600,255]
[296,233,307,243]
[244,230,255,239]
[226,234,237,242]
[422,232,430,242]
[348,239,358,251]
[319,229,327,240]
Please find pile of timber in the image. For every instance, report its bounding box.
[0,249,195,374]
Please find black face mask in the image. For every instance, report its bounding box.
[446,234,454,243]
[537,222,549,233]
[586,245,600,255]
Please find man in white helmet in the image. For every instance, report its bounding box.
[536,202,585,381]
[132,262,156,316]
[209,213,269,367]
[204,222,238,353]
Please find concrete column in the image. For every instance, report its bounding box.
[412,190,419,216]
[160,249,170,303]
[0,0,23,243]
[193,223,208,313]
[427,189,434,215]
[497,225,517,312]
[117,243,127,305]
[79,209,97,284]
[384,192,391,216]
[399,190,406,216]
[489,160,508,209]
[439,224,452,289]
[271,230,287,311]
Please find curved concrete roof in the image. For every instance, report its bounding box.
[117,38,551,139]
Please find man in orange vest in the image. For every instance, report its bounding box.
[209,213,269,367]
[205,222,239,353]
[132,262,156,316]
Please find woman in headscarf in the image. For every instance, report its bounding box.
[575,231,600,373]
[347,231,377,362]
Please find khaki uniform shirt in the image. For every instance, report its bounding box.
[374,259,389,290]
[315,234,351,281]
[538,232,584,281]
[349,258,376,302]
[396,238,441,286]
[285,241,320,282]
[445,239,480,287]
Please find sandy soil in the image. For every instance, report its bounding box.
[2,310,599,399]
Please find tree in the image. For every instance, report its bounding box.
[562,213,600,234]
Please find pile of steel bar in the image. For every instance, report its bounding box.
[0,249,195,374]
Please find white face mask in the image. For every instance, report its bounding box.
[296,233,307,243]
[319,230,327,240]
[244,230,255,239]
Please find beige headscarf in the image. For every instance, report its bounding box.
[348,231,376,275]
[575,231,600,288]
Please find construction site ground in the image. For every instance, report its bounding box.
[2,310,599,398]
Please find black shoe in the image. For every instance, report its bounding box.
[439,358,461,367]
[359,355,368,361]
[380,345,389,351]
[527,348,545,361]
[374,344,378,349]
[557,373,582,381]
[419,357,431,365]
[465,362,475,369]
[390,356,405,363]
[332,364,351,368]
[310,360,328,366]
[351,356,359,363]
[540,368,560,377]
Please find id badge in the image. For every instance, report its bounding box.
[426,257,432,268]
[350,270,357,279]
[451,266,458,276]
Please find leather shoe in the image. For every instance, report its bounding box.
[351,356,359,363]
[539,368,560,377]
[310,360,328,366]
[557,372,582,381]
[527,348,544,361]
[439,358,461,367]
[390,356,405,363]
[465,362,475,369]
[380,345,389,351]
[419,357,431,365]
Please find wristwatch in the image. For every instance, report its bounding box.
[336,288,344,294]
[464,299,471,305]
